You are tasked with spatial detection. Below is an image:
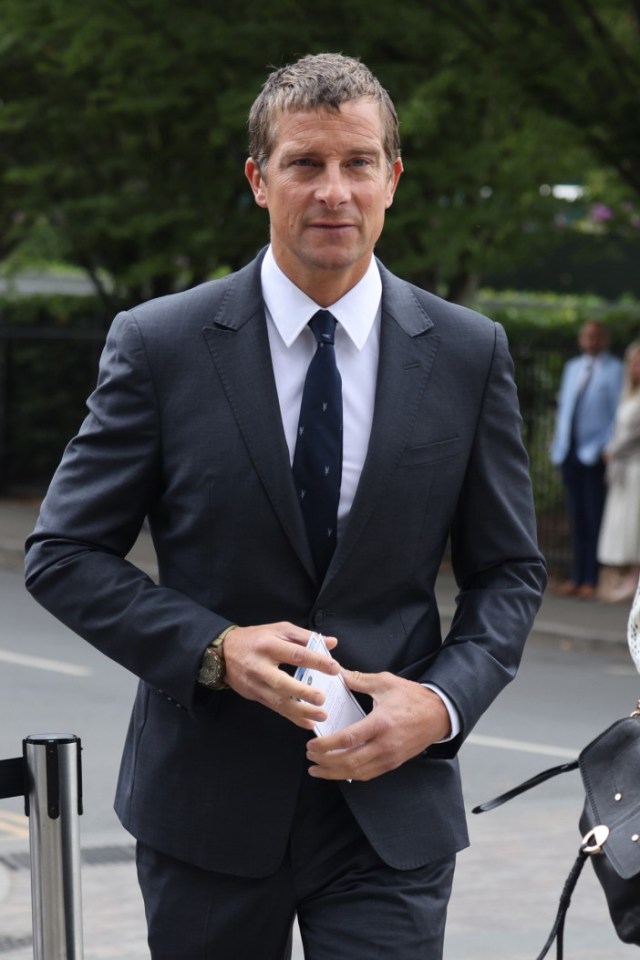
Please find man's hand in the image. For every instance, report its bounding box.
[306,671,451,781]
[222,623,340,729]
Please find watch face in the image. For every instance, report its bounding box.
[202,648,225,688]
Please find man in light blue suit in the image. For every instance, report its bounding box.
[551,320,623,597]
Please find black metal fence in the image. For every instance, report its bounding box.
[0,323,575,574]
[511,341,573,575]
[0,325,105,494]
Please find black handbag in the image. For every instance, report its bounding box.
[473,702,640,959]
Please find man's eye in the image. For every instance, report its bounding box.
[292,158,316,167]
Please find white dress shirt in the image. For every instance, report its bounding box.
[261,245,380,533]
[260,246,459,741]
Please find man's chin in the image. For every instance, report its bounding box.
[299,246,366,273]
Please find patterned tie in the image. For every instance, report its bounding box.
[292,310,343,579]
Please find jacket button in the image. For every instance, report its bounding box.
[314,610,325,627]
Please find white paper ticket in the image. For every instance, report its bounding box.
[294,633,365,737]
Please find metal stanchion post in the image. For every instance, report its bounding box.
[24,734,84,960]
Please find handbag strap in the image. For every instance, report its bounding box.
[472,757,583,958]
[472,760,579,814]
[534,850,588,960]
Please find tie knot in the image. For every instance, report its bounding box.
[309,310,337,346]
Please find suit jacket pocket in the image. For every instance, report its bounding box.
[399,436,461,467]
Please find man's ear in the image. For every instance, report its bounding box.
[245,158,268,209]
[385,157,404,209]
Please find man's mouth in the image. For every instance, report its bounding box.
[308,222,355,230]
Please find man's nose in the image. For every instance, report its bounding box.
[314,165,350,207]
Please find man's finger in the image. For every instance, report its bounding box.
[277,636,341,675]
[340,667,380,693]
[306,715,372,756]
[276,695,328,730]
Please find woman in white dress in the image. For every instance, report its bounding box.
[598,340,640,602]
[627,576,640,671]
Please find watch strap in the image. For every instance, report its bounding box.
[211,624,237,648]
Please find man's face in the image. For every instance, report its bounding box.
[579,322,607,356]
[245,98,403,302]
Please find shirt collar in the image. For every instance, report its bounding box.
[261,245,382,350]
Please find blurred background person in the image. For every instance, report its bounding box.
[598,340,640,602]
[627,573,640,672]
[550,320,623,598]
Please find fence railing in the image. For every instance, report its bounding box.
[510,341,574,575]
[0,325,105,495]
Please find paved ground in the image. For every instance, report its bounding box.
[1,497,637,959]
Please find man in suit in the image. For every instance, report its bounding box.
[25,53,546,959]
[550,320,623,598]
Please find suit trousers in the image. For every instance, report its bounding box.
[561,450,606,586]
[136,774,455,960]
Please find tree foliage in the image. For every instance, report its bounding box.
[375,20,591,300]
[432,0,640,196]
[1,0,270,307]
[0,0,624,305]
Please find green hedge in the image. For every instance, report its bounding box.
[475,289,640,350]
[0,295,107,491]
[0,293,111,329]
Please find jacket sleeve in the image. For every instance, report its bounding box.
[24,310,228,715]
[423,323,547,757]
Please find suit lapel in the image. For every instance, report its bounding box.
[328,266,441,579]
[201,255,316,580]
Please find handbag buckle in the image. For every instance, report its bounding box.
[582,824,610,854]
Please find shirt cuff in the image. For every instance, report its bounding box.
[423,683,460,742]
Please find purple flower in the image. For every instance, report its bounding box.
[590,203,614,222]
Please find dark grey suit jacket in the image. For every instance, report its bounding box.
[25,250,546,877]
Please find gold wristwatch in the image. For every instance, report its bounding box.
[197,624,237,690]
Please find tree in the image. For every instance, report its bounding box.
[376,36,591,300]
[0,0,283,308]
[431,0,640,199]
[0,0,605,305]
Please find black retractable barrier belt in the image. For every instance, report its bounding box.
[0,756,24,800]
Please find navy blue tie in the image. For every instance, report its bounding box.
[292,310,343,579]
